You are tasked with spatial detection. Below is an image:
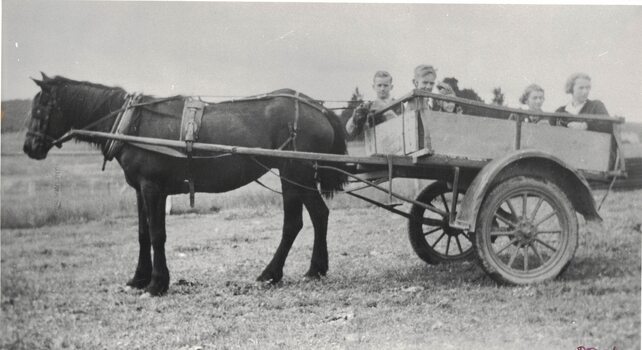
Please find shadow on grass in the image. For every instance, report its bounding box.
[560,254,639,282]
[328,260,492,290]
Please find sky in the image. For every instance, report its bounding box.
[2,1,642,122]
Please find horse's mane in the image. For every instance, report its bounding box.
[43,76,127,147]
[48,76,127,127]
[50,75,125,91]
[51,76,126,105]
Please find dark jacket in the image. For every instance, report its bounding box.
[555,99,611,133]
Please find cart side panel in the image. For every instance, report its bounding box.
[520,123,612,173]
[364,110,422,155]
[422,110,612,172]
[422,111,515,160]
[364,107,613,173]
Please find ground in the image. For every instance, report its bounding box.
[1,191,640,350]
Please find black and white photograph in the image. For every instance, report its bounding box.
[1,1,641,349]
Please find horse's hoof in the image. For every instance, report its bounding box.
[126,277,151,289]
[256,269,283,284]
[145,282,168,296]
[304,269,326,280]
[145,275,169,296]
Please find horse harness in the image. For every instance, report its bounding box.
[98,91,327,206]
[27,88,64,148]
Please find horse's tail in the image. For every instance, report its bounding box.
[317,111,349,198]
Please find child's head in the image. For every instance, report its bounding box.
[372,71,393,100]
[520,84,545,112]
[565,72,591,104]
[412,65,437,91]
[435,81,457,113]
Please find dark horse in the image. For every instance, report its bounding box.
[23,73,348,296]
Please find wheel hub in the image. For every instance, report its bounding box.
[442,216,462,236]
[516,220,537,244]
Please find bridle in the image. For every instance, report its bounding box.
[27,88,63,148]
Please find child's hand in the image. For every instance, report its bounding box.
[353,102,373,124]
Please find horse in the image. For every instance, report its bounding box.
[23,73,348,296]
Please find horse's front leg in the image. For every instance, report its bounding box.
[126,190,152,289]
[141,182,170,296]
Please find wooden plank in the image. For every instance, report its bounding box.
[59,129,489,170]
[521,122,612,173]
[364,111,422,156]
[419,109,612,172]
[423,110,515,160]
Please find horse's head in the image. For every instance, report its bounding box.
[23,73,71,159]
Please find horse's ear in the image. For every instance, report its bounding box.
[31,77,45,87]
[40,72,52,81]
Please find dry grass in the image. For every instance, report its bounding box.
[1,189,640,349]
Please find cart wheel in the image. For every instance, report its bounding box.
[475,176,578,284]
[408,181,474,264]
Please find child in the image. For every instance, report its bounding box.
[410,64,437,110]
[435,81,463,114]
[346,71,399,137]
[412,64,437,91]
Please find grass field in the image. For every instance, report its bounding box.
[1,132,428,228]
[1,191,640,349]
[2,132,641,349]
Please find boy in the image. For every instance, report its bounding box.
[412,64,437,91]
[410,64,437,110]
[346,71,399,137]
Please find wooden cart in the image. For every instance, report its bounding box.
[57,89,626,285]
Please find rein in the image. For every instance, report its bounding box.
[27,130,59,145]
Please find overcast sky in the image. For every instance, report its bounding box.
[2,1,641,122]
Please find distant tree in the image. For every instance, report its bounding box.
[458,88,484,103]
[491,87,505,106]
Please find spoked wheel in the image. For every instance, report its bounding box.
[475,176,578,284]
[408,181,474,264]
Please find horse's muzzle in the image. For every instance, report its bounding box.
[23,140,49,160]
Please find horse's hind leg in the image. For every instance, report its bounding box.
[140,182,170,296]
[302,191,329,279]
[257,180,303,283]
[126,190,152,289]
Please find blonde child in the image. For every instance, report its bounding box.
[410,64,437,110]
[346,71,398,137]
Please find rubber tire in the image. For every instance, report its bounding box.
[408,181,474,265]
[474,176,578,285]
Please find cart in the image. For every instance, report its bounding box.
[56,89,626,285]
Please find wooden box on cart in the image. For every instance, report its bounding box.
[364,103,614,173]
